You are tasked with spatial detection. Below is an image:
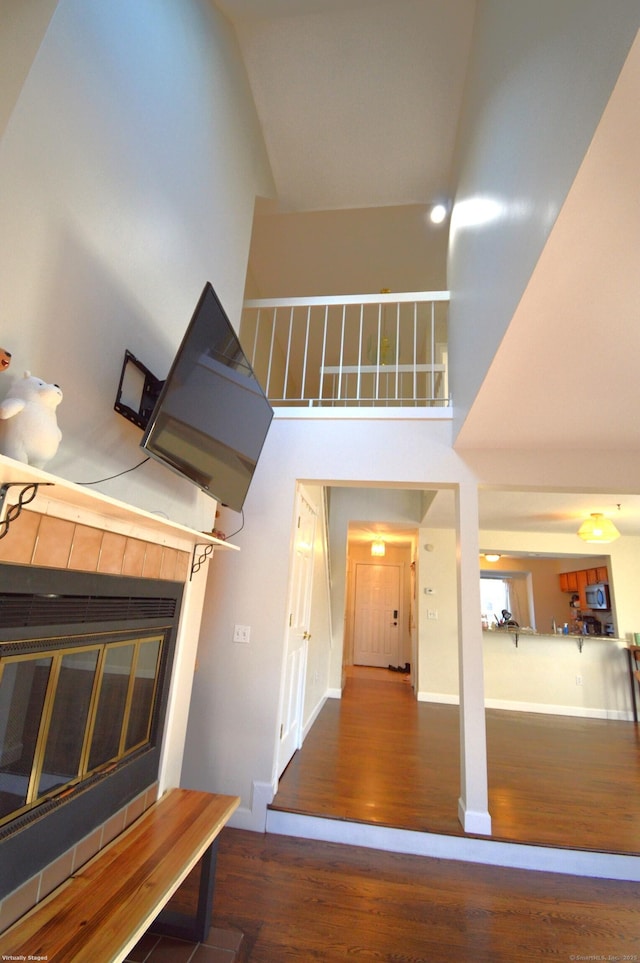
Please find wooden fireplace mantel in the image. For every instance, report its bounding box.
[0,453,238,554]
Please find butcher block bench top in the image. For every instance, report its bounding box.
[0,788,240,962]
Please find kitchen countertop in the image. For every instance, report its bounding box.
[483,628,623,642]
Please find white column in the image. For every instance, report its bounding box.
[455,481,492,834]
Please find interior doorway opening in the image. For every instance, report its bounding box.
[344,538,416,684]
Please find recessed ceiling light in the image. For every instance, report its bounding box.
[429,203,448,224]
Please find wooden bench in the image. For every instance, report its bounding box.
[0,787,239,962]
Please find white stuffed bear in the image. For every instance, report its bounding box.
[0,371,63,468]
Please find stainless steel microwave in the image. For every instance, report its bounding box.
[584,583,610,610]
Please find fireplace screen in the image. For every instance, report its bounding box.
[0,632,163,827]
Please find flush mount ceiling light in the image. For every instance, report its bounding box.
[577,513,620,543]
[371,538,386,557]
[483,553,501,562]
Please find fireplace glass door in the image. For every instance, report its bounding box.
[0,632,164,827]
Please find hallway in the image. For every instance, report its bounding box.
[270,667,640,854]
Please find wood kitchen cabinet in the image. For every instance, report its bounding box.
[587,566,609,584]
[576,569,589,609]
[559,566,609,594]
[559,571,579,593]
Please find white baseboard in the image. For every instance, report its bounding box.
[458,797,492,835]
[265,809,640,882]
[228,779,275,833]
[302,695,327,741]
[484,698,633,720]
[417,692,459,704]
[326,688,342,699]
[418,692,633,721]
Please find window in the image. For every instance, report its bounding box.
[480,572,531,629]
[481,577,511,627]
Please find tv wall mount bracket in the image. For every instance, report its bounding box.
[114,349,165,431]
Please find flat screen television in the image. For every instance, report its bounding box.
[115,282,273,513]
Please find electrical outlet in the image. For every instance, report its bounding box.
[233,624,251,644]
[575,674,583,686]
[427,609,438,620]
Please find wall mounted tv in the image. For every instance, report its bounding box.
[114,282,273,513]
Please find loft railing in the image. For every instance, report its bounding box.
[240,292,450,408]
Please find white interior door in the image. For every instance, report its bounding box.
[353,562,401,668]
[277,489,317,778]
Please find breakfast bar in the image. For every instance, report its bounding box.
[481,629,631,720]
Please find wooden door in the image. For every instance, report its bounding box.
[277,489,317,778]
[353,562,401,668]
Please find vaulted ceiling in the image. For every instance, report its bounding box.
[216,0,475,297]
[217,0,475,213]
[215,0,640,536]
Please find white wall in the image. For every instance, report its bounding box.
[182,412,640,827]
[448,0,640,437]
[482,632,630,720]
[180,415,482,827]
[0,0,274,531]
[417,525,459,701]
[418,524,640,718]
[0,0,58,139]
[0,0,274,801]
[246,204,448,298]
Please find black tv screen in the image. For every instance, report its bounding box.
[140,282,273,512]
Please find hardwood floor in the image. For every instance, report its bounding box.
[270,666,640,854]
[163,666,640,961]
[209,828,640,962]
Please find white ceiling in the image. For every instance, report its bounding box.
[217,1,640,537]
[345,485,640,546]
[217,0,476,212]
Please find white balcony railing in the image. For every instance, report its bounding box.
[240,292,450,408]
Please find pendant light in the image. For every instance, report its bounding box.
[577,513,620,543]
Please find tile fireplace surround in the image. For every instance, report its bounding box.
[0,454,230,933]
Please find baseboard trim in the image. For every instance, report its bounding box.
[264,809,640,882]
[484,698,632,720]
[417,692,632,720]
[458,797,492,835]
[228,780,275,833]
[303,696,327,741]
[326,688,342,699]
[417,692,459,704]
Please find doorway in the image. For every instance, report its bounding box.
[344,534,415,679]
[352,562,401,668]
[277,486,318,779]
